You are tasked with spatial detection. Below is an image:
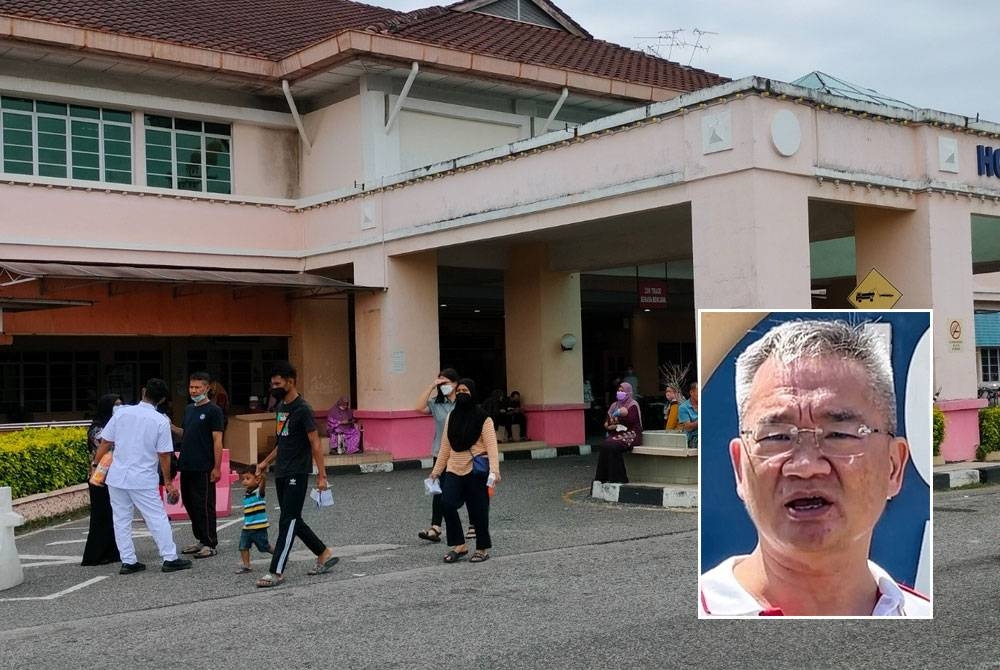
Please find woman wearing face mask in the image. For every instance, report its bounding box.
[326,397,361,455]
[429,378,501,563]
[415,369,471,543]
[594,381,643,484]
[82,393,122,566]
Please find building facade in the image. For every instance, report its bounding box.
[0,0,996,459]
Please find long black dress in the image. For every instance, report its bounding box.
[81,423,120,566]
[594,405,643,484]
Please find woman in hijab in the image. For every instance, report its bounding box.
[81,393,122,566]
[429,378,501,563]
[594,381,643,484]
[326,397,361,454]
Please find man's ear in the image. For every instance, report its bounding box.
[887,436,909,498]
[730,437,747,502]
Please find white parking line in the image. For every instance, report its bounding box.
[45,539,87,546]
[0,576,107,602]
[20,554,82,568]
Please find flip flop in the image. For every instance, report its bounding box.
[193,547,217,559]
[255,573,284,588]
[235,565,252,574]
[443,549,469,563]
[307,556,339,575]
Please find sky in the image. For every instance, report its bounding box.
[373,0,1000,122]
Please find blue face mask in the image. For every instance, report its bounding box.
[191,393,208,403]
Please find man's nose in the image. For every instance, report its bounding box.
[780,430,832,477]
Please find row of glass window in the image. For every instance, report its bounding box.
[0,96,232,194]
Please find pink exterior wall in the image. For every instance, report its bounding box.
[353,410,436,460]
[938,398,987,462]
[524,404,586,446]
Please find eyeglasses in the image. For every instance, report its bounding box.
[740,421,894,462]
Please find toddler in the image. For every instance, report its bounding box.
[236,468,273,573]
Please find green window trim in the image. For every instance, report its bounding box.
[143,114,231,193]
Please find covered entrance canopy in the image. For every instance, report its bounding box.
[0,261,381,295]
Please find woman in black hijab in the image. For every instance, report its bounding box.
[81,393,121,566]
[428,378,501,563]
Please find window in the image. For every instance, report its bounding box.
[0,350,100,415]
[982,348,1000,383]
[145,115,231,194]
[0,96,132,184]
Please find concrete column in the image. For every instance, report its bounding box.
[352,250,440,459]
[0,487,25,591]
[690,171,812,309]
[504,244,585,445]
[856,194,981,460]
[288,297,351,417]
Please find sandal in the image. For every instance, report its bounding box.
[193,546,217,559]
[465,526,476,540]
[443,549,468,563]
[235,565,252,574]
[255,573,284,588]
[307,555,339,575]
[469,551,490,563]
[418,527,442,543]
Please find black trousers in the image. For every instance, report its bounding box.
[81,483,120,566]
[441,471,491,550]
[180,470,217,548]
[269,474,327,575]
[503,412,527,439]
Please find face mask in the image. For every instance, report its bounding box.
[439,384,454,396]
[270,387,288,401]
[455,392,473,405]
[616,391,629,402]
[191,393,208,403]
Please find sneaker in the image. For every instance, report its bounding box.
[181,543,203,555]
[119,562,146,575]
[161,558,193,572]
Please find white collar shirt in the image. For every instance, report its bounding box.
[101,401,174,490]
[699,555,931,618]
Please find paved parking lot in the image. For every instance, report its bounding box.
[4,457,1000,669]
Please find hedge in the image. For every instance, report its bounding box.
[0,427,89,499]
[977,407,1000,461]
[932,407,945,458]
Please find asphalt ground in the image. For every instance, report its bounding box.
[1,456,999,669]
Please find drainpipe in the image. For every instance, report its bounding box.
[282,79,312,153]
[385,62,420,133]
[539,87,569,134]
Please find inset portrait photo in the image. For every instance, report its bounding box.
[698,310,932,618]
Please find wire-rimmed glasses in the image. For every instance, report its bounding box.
[740,421,894,463]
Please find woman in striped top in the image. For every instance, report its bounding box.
[429,378,501,563]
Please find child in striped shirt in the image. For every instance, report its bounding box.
[236,468,273,574]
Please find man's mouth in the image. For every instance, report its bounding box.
[785,496,832,512]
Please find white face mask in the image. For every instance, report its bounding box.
[439,384,454,396]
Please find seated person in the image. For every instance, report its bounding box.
[664,385,681,430]
[678,382,699,448]
[594,382,643,483]
[481,389,507,441]
[502,390,528,441]
[326,397,361,454]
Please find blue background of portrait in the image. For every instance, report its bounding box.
[699,311,931,587]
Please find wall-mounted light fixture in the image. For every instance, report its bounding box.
[560,333,577,351]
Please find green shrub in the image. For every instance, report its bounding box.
[0,427,88,499]
[932,407,945,458]
[978,407,1000,461]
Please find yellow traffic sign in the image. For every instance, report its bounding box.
[849,268,901,309]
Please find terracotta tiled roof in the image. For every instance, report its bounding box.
[0,0,728,92]
[375,7,728,91]
[0,0,401,59]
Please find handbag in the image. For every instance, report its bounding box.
[472,453,489,475]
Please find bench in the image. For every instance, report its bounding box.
[623,430,698,484]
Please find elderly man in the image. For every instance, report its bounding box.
[699,320,930,617]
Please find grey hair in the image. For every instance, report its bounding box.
[734,319,896,432]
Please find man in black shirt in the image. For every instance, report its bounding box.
[254,361,337,587]
[178,371,225,559]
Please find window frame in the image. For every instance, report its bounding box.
[143,114,231,194]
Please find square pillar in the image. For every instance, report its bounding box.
[856,194,980,461]
[352,251,440,459]
[690,171,812,309]
[288,298,351,418]
[504,244,585,445]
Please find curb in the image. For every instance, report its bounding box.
[324,444,592,476]
[933,463,1000,490]
[590,481,697,508]
[13,483,89,522]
